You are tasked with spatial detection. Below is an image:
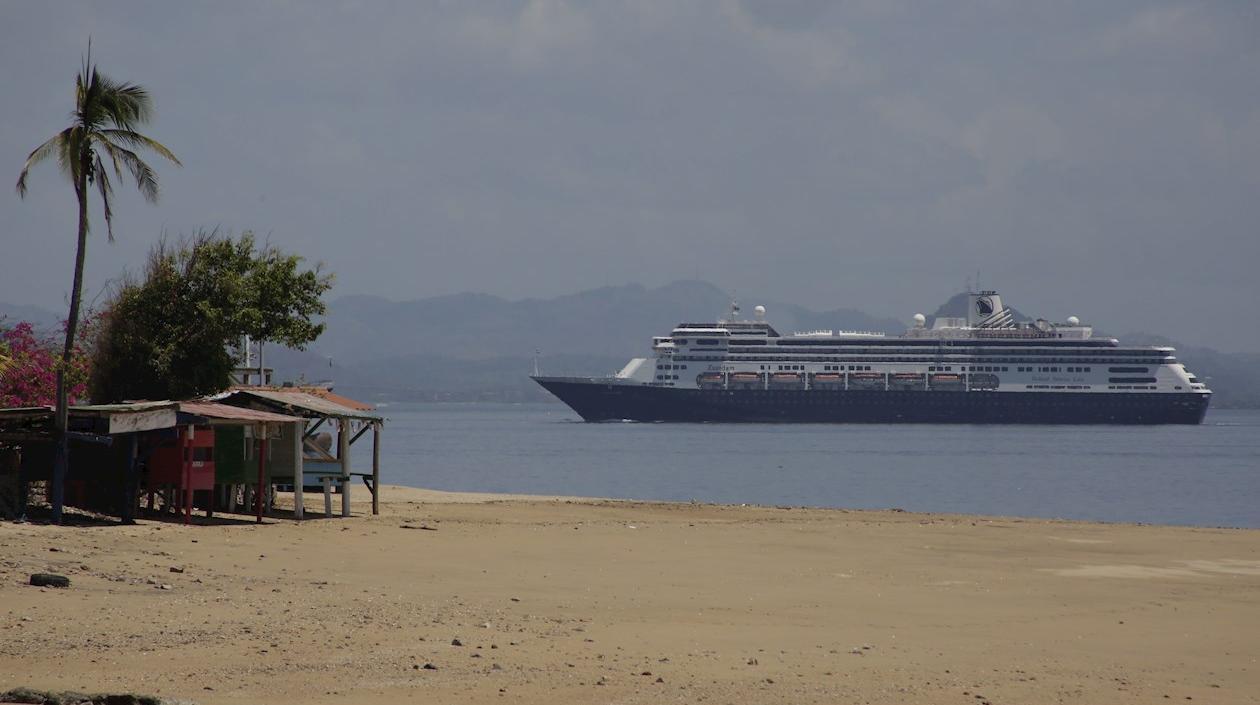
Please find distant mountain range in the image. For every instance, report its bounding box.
[6,283,1259,407]
[0,302,59,331]
[265,280,906,402]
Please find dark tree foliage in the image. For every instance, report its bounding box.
[89,231,333,402]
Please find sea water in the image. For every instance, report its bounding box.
[350,404,1260,528]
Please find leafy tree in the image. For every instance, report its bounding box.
[14,47,179,522]
[89,231,333,403]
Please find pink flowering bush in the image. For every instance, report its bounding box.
[0,317,93,408]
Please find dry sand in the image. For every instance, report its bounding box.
[2,486,1258,704]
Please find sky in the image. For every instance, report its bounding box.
[2,1,1258,350]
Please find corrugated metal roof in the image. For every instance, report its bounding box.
[3,402,180,418]
[72,401,179,415]
[229,385,377,412]
[179,401,301,424]
[300,388,376,411]
[0,402,180,434]
[224,389,383,421]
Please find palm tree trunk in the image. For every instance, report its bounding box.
[51,164,90,524]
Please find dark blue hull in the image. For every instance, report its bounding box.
[533,377,1211,424]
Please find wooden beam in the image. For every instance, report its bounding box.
[302,417,327,439]
[348,422,370,447]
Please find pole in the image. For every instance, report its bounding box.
[339,418,350,517]
[121,434,138,525]
[292,420,304,519]
[371,422,380,516]
[256,424,267,524]
[182,427,192,526]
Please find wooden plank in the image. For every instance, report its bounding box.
[107,408,177,434]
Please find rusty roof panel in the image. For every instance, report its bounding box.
[179,401,302,424]
[299,388,376,411]
[224,389,383,421]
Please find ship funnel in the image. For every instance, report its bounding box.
[967,291,1013,328]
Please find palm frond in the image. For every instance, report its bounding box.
[100,129,181,166]
[95,76,153,132]
[56,128,82,184]
[100,135,125,182]
[15,130,70,197]
[92,153,116,242]
[17,43,178,239]
[96,137,159,202]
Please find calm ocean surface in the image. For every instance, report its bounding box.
[351,403,1260,528]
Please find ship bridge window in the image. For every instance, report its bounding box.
[674,339,687,345]
[695,339,722,346]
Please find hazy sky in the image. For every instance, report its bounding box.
[2,1,1258,349]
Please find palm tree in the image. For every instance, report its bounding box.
[15,47,179,523]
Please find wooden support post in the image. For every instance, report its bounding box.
[183,426,192,526]
[256,424,267,524]
[292,420,304,519]
[338,417,351,517]
[121,434,138,525]
[371,422,380,516]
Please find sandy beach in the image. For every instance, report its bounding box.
[2,486,1258,704]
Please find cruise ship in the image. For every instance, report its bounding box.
[532,291,1212,424]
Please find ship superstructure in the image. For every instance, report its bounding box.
[533,291,1211,424]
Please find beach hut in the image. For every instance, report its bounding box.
[219,388,384,518]
[175,401,302,523]
[0,401,180,522]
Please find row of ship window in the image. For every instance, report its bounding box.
[656,363,688,370]
[723,346,1169,357]
[682,356,1167,365]
[769,364,873,371]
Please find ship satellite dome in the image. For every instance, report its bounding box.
[913,313,926,327]
[1067,315,1080,326]
[754,305,766,318]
